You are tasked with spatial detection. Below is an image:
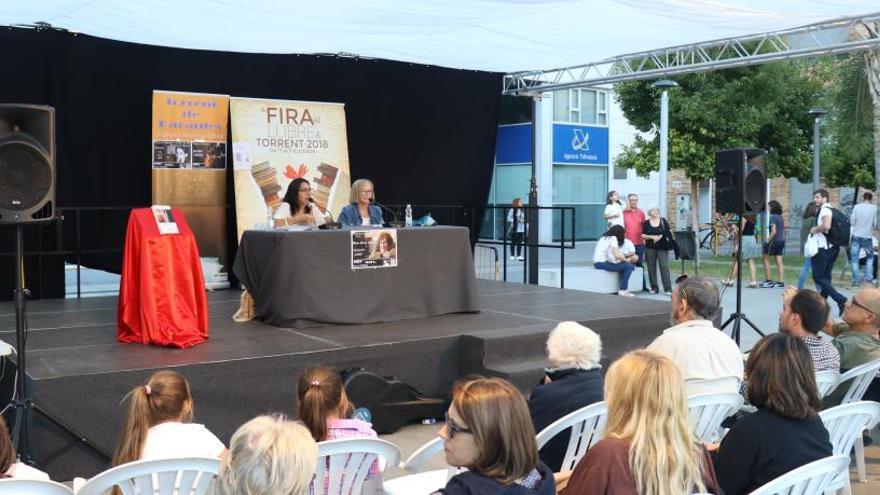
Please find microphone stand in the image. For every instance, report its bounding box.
[312,199,340,230]
[369,199,404,228]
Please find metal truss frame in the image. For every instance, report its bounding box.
[503,12,880,95]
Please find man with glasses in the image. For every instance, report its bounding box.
[821,287,880,406]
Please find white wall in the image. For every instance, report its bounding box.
[607,88,661,210]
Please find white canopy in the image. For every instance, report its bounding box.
[2,1,878,72]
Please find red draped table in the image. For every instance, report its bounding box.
[117,208,209,348]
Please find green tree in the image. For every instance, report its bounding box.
[614,61,823,237]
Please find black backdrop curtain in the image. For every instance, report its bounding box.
[0,28,501,300]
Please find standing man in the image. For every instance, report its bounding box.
[849,192,877,288]
[623,194,646,266]
[810,189,848,316]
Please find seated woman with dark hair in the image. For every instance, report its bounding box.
[592,224,639,297]
[712,333,833,495]
[563,350,719,495]
[274,178,326,227]
[432,377,555,495]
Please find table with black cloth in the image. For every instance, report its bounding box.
[233,226,480,326]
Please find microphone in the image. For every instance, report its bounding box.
[369,198,403,227]
[314,198,341,230]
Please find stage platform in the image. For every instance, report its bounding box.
[0,279,670,480]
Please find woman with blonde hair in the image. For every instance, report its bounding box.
[112,370,225,467]
[432,377,555,495]
[564,350,719,495]
[213,414,317,495]
[337,179,383,226]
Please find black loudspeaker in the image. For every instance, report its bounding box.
[0,104,56,224]
[715,148,766,214]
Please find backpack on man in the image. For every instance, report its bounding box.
[824,206,851,247]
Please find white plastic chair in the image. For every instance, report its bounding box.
[746,454,850,495]
[814,370,841,399]
[535,401,608,471]
[75,457,220,495]
[398,437,443,474]
[313,438,402,495]
[686,392,743,443]
[0,479,73,495]
[838,357,880,405]
[820,400,880,490]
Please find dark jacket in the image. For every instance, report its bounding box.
[434,461,556,495]
[528,367,605,471]
[713,408,832,495]
[337,203,383,226]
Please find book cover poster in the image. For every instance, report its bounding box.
[230,97,351,240]
[351,229,398,269]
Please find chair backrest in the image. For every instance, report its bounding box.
[686,392,744,443]
[313,438,402,495]
[400,437,444,473]
[746,455,850,495]
[535,401,608,471]
[819,401,880,456]
[839,357,880,404]
[0,479,73,495]
[685,375,741,395]
[814,370,841,399]
[76,457,220,495]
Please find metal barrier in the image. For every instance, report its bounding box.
[477,205,576,288]
[474,244,499,281]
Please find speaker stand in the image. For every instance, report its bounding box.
[719,220,766,347]
[8,225,110,465]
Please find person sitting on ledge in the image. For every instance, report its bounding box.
[592,224,639,297]
[338,178,383,226]
[528,321,604,472]
[647,276,744,395]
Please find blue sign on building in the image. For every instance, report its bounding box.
[552,123,609,165]
[495,123,532,165]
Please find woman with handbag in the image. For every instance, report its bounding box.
[642,207,674,294]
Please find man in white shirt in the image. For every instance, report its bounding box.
[810,189,848,316]
[849,192,877,287]
[648,276,744,395]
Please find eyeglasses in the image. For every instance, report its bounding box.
[444,412,472,438]
[850,297,879,317]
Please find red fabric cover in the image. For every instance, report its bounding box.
[116,208,208,348]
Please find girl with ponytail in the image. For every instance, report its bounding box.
[112,370,225,467]
[296,366,381,491]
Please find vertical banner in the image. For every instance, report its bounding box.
[152,90,230,288]
[230,97,351,240]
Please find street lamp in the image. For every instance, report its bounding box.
[652,79,679,218]
[807,107,826,192]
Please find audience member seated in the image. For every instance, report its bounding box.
[297,366,382,490]
[712,333,832,495]
[0,416,49,480]
[563,350,720,495]
[214,414,317,495]
[112,370,226,467]
[592,224,639,297]
[274,178,326,227]
[528,321,604,472]
[647,276,744,394]
[337,179,383,226]
[822,287,880,406]
[779,287,839,371]
[432,377,555,495]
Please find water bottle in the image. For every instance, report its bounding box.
[405,204,413,227]
[352,407,372,423]
[266,207,274,229]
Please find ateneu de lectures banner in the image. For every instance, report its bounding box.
[230,97,352,240]
[351,229,398,269]
[151,90,231,289]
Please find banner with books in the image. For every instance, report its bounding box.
[230,97,351,240]
[151,90,230,288]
